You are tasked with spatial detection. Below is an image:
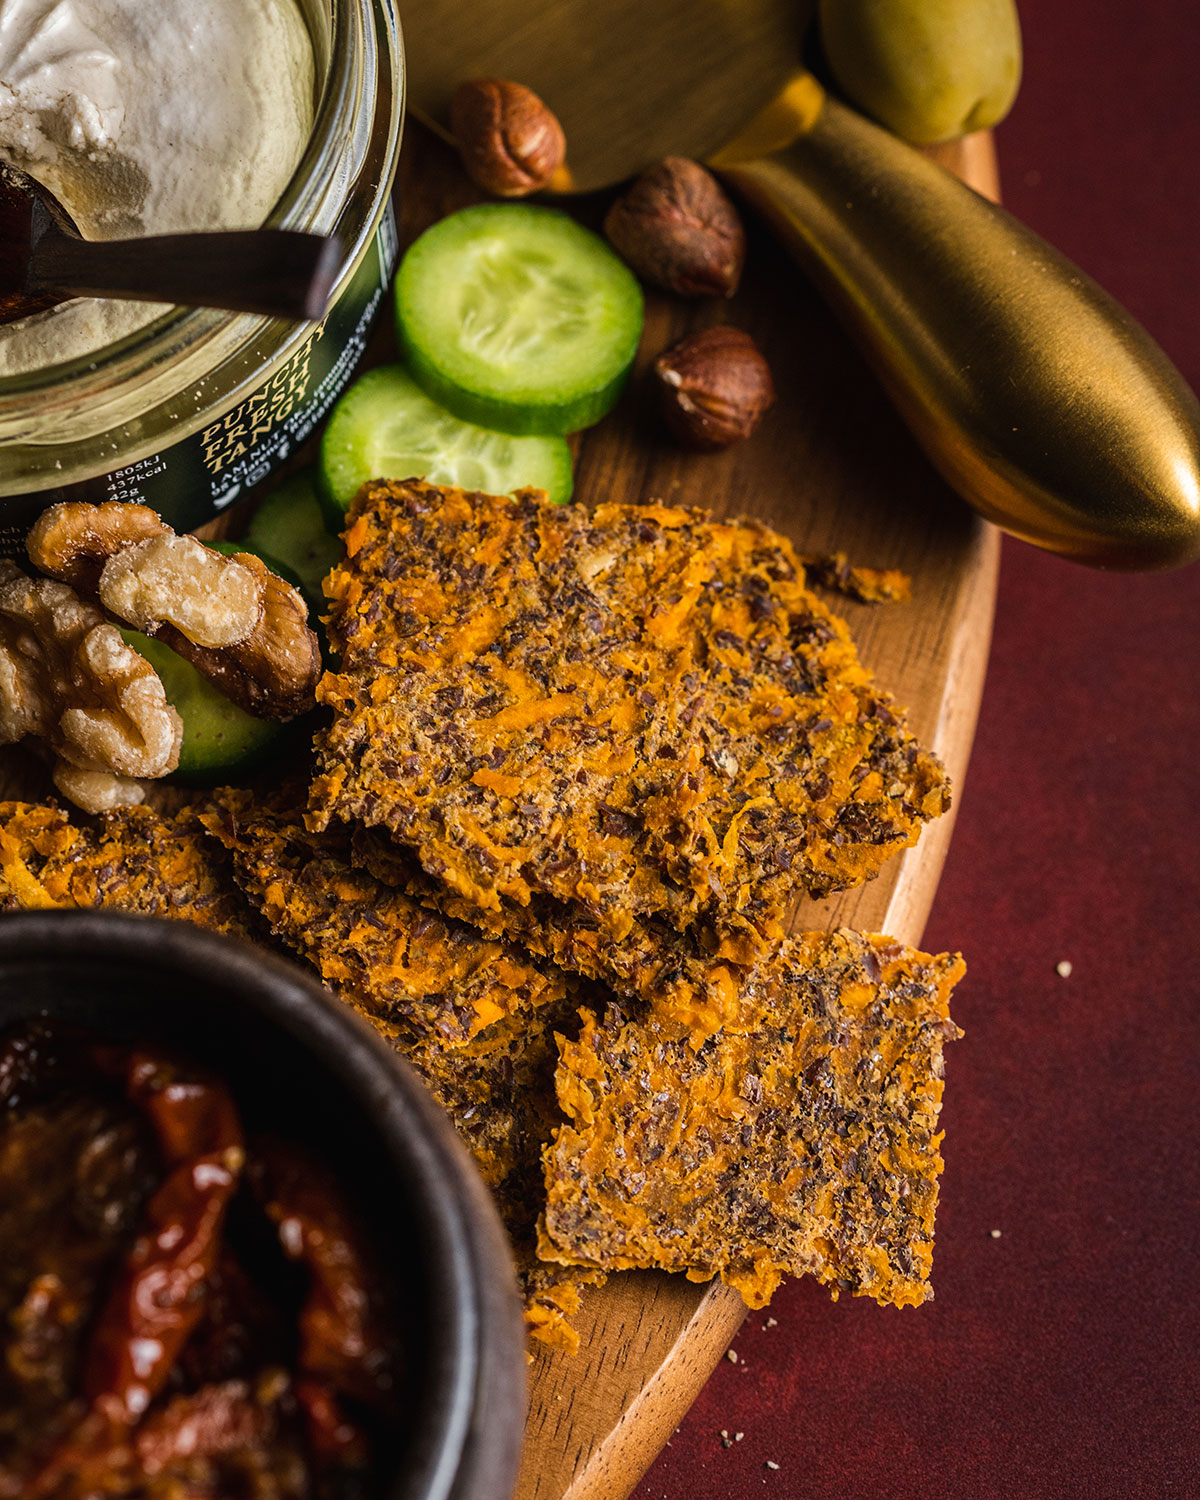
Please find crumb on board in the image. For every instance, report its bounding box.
[801,550,912,605]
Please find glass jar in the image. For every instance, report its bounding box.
[0,0,403,554]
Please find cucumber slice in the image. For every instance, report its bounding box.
[246,470,342,600]
[319,363,574,516]
[122,630,286,782]
[395,203,643,435]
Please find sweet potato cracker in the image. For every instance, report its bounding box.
[0,799,252,935]
[310,481,950,987]
[351,819,777,1037]
[539,930,964,1309]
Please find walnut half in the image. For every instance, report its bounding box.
[99,534,263,649]
[160,551,321,719]
[0,560,183,813]
[28,501,321,720]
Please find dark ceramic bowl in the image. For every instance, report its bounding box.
[0,910,526,1500]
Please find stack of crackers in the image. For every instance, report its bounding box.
[0,481,964,1353]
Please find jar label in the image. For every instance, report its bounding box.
[0,204,397,558]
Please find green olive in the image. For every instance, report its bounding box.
[818,0,1022,145]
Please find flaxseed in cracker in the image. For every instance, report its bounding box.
[310,482,949,981]
[538,930,964,1309]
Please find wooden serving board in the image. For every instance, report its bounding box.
[498,131,1002,1500]
[0,126,1000,1500]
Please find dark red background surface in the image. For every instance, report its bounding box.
[634,3,1200,1497]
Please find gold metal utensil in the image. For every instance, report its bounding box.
[404,0,1200,570]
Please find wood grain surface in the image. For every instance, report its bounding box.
[0,126,1000,1500]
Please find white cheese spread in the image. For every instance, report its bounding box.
[0,0,315,376]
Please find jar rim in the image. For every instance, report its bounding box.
[0,0,402,404]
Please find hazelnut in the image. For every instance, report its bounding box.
[450,77,566,198]
[604,158,746,298]
[653,327,775,450]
